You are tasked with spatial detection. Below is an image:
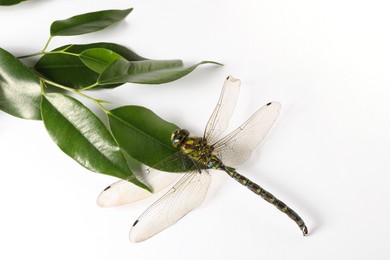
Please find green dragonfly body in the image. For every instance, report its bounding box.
[172,128,308,235]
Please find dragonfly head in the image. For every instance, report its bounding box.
[171,129,190,148]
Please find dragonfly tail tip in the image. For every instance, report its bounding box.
[302,225,308,236]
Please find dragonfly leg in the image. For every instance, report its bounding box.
[223,166,308,236]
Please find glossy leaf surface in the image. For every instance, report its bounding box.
[35,43,145,89]
[108,106,189,172]
[50,8,133,36]
[79,48,124,73]
[99,59,221,85]
[41,93,148,190]
[0,48,41,120]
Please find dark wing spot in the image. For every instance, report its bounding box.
[133,220,139,227]
[103,186,111,191]
[226,76,230,80]
[266,102,272,106]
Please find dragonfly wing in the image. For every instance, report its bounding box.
[204,76,241,145]
[97,168,181,207]
[97,152,196,207]
[129,170,211,243]
[213,101,281,166]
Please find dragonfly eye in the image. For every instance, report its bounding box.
[171,129,190,147]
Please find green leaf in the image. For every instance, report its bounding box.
[98,59,182,85]
[67,42,145,61]
[79,48,125,74]
[0,0,24,6]
[50,8,133,36]
[98,59,222,85]
[108,106,189,172]
[35,43,145,89]
[0,48,41,120]
[41,93,149,190]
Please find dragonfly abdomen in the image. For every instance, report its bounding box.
[222,166,308,236]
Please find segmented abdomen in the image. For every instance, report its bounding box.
[223,166,308,235]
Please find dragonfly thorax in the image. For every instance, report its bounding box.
[171,129,223,169]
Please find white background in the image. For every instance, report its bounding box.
[1,0,389,259]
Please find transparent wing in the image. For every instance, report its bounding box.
[213,101,281,166]
[97,152,194,207]
[97,168,181,207]
[204,76,241,145]
[129,170,211,243]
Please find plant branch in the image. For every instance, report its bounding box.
[79,82,99,91]
[17,36,54,59]
[40,77,110,114]
[17,51,43,59]
[41,36,53,53]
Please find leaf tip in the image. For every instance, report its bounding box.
[202,60,224,66]
[125,7,134,14]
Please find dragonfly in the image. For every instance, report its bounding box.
[98,76,308,242]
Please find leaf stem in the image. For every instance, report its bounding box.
[79,82,99,91]
[39,79,45,95]
[77,91,110,114]
[18,36,54,59]
[42,50,80,57]
[17,51,43,59]
[18,36,81,60]
[40,77,110,114]
[41,36,53,53]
